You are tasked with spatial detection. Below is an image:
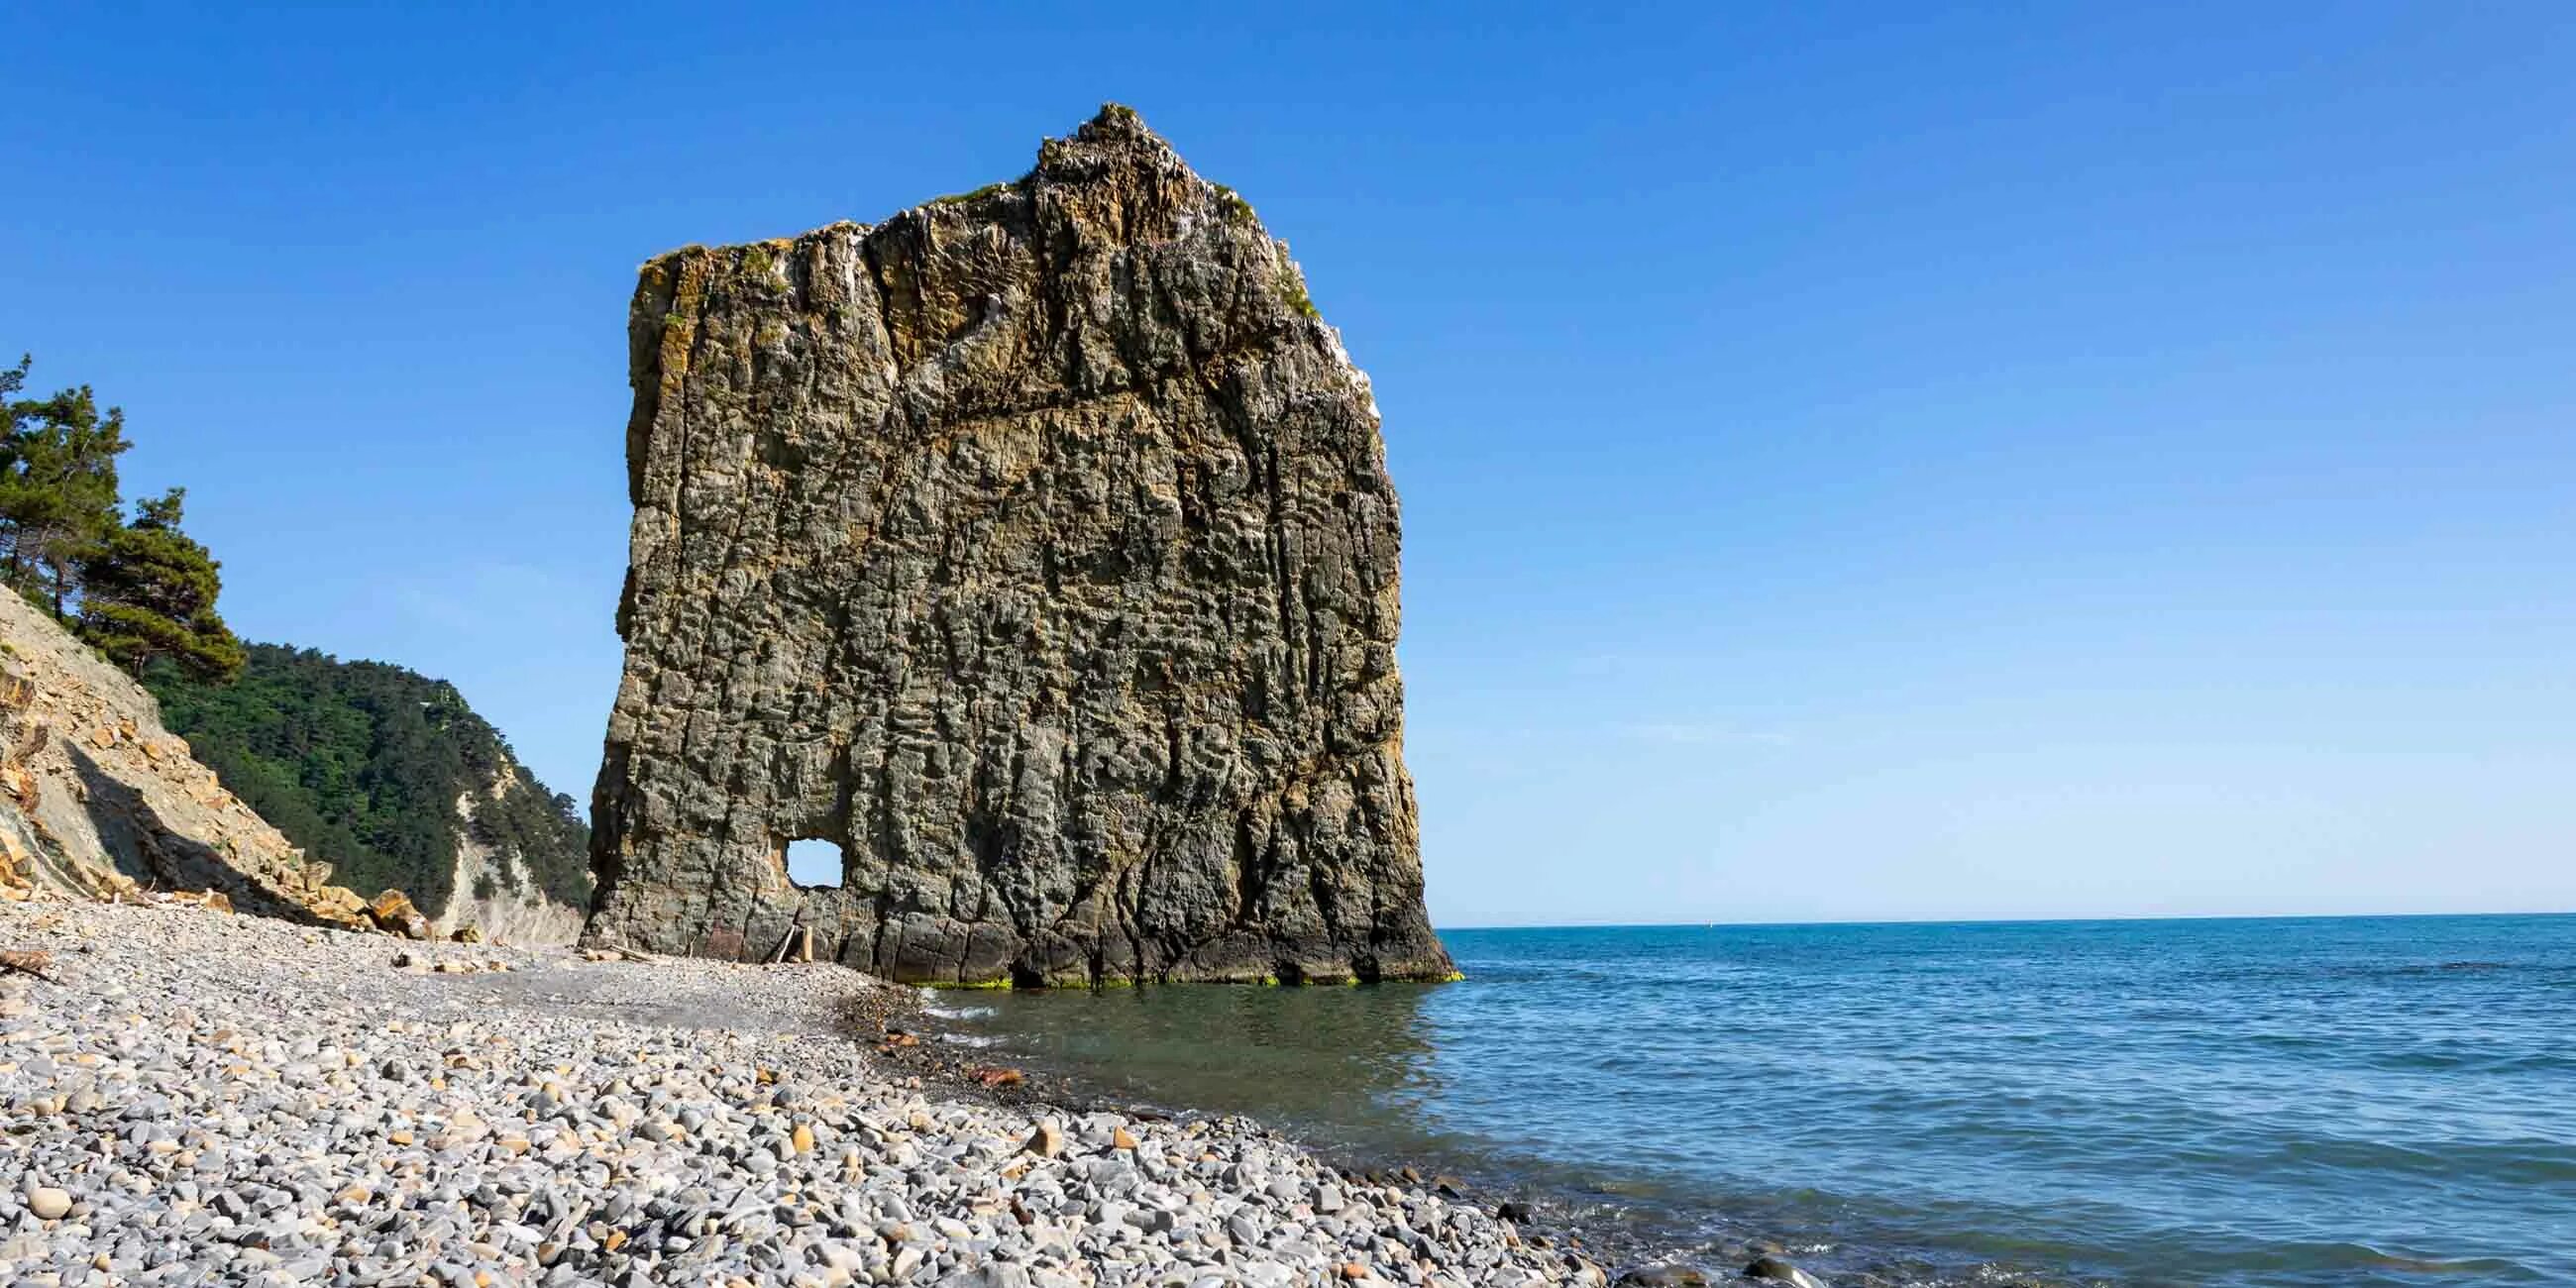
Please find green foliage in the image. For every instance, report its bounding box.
[1276,266,1319,320]
[1211,184,1258,229]
[147,646,593,917]
[2,355,245,684]
[73,488,245,683]
[0,356,132,618]
[927,181,1012,207]
[3,354,577,918]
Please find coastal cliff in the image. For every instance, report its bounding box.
[0,587,362,921]
[148,644,593,943]
[0,356,585,941]
[586,105,1452,985]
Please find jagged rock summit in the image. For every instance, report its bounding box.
[585,105,1453,985]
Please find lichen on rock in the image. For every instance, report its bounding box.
[584,105,1452,985]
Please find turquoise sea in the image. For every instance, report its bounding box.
[930,915,2576,1287]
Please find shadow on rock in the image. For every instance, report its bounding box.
[66,742,334,929]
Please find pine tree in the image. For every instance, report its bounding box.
[73,487,246,683]
[0,357,131,617]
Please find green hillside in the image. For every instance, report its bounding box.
[145,645,590,916]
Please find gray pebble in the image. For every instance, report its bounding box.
[0,901,1581,1288]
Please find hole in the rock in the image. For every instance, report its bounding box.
[782,838,845,889]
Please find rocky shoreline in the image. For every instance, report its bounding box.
[0,902,1812,1288]
[872,1009,1849,1288]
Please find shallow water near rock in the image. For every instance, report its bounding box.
[938,914,2576,1287]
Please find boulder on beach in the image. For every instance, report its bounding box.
[1744,1255,1826,1288]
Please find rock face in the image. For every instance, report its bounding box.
[585,105,1452,985]
[0,589,374,926]
[439,769,588,945]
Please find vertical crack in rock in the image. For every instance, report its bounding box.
[584,104,1454,986]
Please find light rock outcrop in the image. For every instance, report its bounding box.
[586,105,1452,985]
[439,770,586,945]
[0,589,372,925]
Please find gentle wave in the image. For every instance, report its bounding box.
[945,914,2576,1288]
[914,987,998,1020]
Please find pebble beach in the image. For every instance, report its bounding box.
[0,903,1634,1288]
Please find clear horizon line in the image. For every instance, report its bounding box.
[1435,907,2576,932]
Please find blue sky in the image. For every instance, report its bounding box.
[8,4,2572,924]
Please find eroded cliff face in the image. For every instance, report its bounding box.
[0,589,369,926]
[584,105,1451,985]
[436,767,587,946]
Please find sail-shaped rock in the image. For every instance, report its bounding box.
[585,105,1452,985]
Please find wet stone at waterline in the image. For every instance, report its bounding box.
[585,105,1452,987]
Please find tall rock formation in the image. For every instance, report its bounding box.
[586,105,1452,985]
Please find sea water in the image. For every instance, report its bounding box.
[933,915,2576,1286]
